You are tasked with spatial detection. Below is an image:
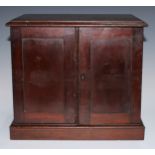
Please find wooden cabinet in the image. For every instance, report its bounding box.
[7,14,147,140]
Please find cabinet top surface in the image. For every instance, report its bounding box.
[6,14,147,27]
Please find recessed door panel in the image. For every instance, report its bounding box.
[23,38,64,113]
[91,39,130,113]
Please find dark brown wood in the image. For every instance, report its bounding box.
[6,14,147,27]
[79,27,133,125]
[11,27,78,124]
[7,14,147,140]
[10,123,144,140]
[131,28,144,123]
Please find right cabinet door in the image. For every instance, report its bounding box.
[79,28,142,125]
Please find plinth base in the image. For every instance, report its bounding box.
[10,122,144,140]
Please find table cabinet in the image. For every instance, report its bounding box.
[7,14,147,140]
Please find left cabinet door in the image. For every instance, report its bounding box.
[11,27,78,124]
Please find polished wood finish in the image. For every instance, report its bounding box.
[11,27,78,124]
[79,28,133,125]
[10,123,144,140]
[6,14,147,27]
[7,14,147,140]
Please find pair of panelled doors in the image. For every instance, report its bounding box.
[12,26,138,125]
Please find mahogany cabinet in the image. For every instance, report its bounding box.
[7,14,147,140]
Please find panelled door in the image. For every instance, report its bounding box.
[12,27,78,124]
[12,26,141,125]
[79,28,134,125]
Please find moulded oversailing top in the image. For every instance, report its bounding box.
[6,14,148,27]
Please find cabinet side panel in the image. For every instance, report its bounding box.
[11,27,24,123]
[131,28,144,123]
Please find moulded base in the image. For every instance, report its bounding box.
[10,122,145,140]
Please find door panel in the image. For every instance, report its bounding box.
[91,39,130,113]
[23,38,64,113]
[79,28,133,125]
[14,27,78,123]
